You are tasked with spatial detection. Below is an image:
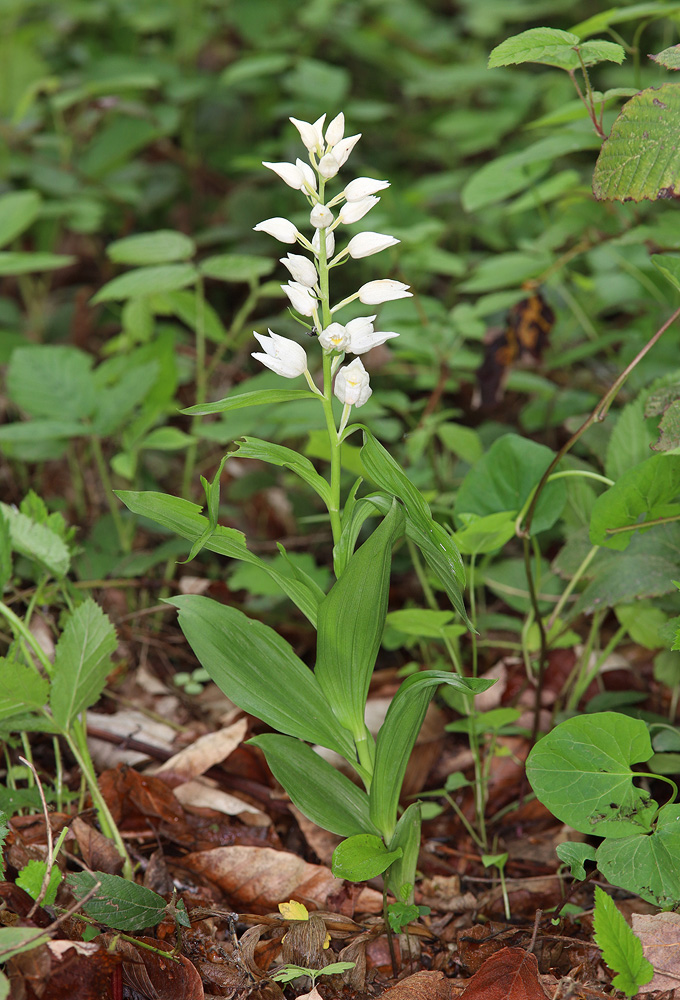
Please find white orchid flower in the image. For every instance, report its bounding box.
[295,158,317,192]
[345,315,398,354]
[318,322,350,352]
[343,177,390,201]
[334,357,372,407]
[347,232,400,259]
[317,152,340,179]
[253,217,299,244]
[358,279,412,304]
[262,161,306,190]
[252,330,308,378]
[280,253,318,288]
[289,114,326,152]
[312,228,335,258]
[281,280,318,316]
[332,133,361,168]
[339,197,379,225]
[310,203,334,229]
[325,112,345,147]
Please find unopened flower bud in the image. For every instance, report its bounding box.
[280,253,318,287]
[262,160,306,190]
[358,279,412,304]
[318,322,350,352]
[334,357,372,407]
[343,177,390,201]
[295,158,317,192]
[317,152,340,179]
[332,133,361,168]
[347,232,400,259]
[339,197,379,225]
[290,114,326,152]
[253,217,299,244]
[281,280,318,316]
[312,228,335,258]
[310,203,334,229]
[252,329,308,378]
[325,112,345,147]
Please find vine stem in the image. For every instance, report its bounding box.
[520,304,680,739]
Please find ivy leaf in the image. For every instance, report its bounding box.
[593,84,680,202]
[593,886,654,996]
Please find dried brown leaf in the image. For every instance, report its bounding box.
[151,719,247,784]
[459,947,549,1000]
[632,911,680,993]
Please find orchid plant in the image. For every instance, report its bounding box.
[117,113,491,910]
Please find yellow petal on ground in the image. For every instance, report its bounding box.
[279,899,309,921]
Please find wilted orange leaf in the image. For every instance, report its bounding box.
[459,947,549,1000]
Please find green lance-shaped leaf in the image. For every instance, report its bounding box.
[50,598,117,730]
[227,437,332,508]
[359,430,469,626]
[331,834,402,882]
[67,871,167,931]
[0,252,76,275]
[526,712,657,839]
[369,671,494,839]
[116,491,320,625]
[182,388,320,416]
[167,595,354,760]
[249,733,378,837]
[315,499,404,738]
[589,454,680,551]
[593,886,654,996]
[593,83,680,202]
[488,27,624,72]
[384,802,422,905]
[596,802,680,908]
[107,229,196,266]
[0,190,41,250]
[198,253,275,282]
[91,264,198,302]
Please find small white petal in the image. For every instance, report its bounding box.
[262,160,306,190]
[332,133,361,168]
[252,329,308,378]
[358,279,412,304]
[295,158,317,192]
[343,177,390,201]
[281,280,318,316]
[290,114,326,152]
[280,253,318,287]
[347,327,399,354]
[318,322,350,352]
[312,228,335,258]
[310,203,334,229]
[334,357,372,407]
[325,112,345,147]
[339,196,379,225]
[317,152,340,179]
[253,217,299,244]
[347,232,400,259]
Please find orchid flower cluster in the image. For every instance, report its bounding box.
[252,112,411,439]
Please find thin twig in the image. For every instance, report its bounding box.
[18,755,54,920]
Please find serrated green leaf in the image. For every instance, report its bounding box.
[182,388,320,416]
[16,859,61,905]
[92,264,197,302]
[589,455,680,551]
[526,712,656,838]
[593,84,680,202]
[199,253,275,282]
[67,871,167,931]
[571,4,680,40]
[50,599,117,730]
[651,253,680,295]
[489,28,622,71]
[0,926,51,962]
[331,834,402,881]
[0,191,41,249]
[579,40,626,66]
[370,671,493,838]
[556,842,597,880]
[107,230,195,265]
[0,659,49,720]
[167,595,353,759]
[0,503,70,577]
[650,44,680,70]
[315,500,403,738]
[593,886,654,996]
[249,734,378,837]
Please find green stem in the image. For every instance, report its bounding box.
[607,513,680,536]
[90,435,130,554]
[182,275,207,498]
[548,544,599,629]
[0,600,54,676]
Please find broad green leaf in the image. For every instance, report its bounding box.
[593,85,680,202]
[507,169,581,214]
[167,595,353,759]
[651,254,680,295]
[615,602,667,649]
[0,660,48,720]
[7,345,96,420]
[92,360,159,437]
[107,230,195,265]
[116,491,319,624]
[228,437,332,507]
[453,511,517,555]
[16,860,61,906]
[92,264,197,302]
[50,599,117,730]
[593,886,654,996]
[526,712,657,838]
[645,381,680,453]
[589,455,680,551]
[455,434,566,535]
[571,4,680,39]
[150,288,228,343]
[385,608,456,639]
[556,842,597,880]
[489,28,624,72]
[384,802,421,904]
[596,802,680,907]
[68,871,167,931]
[0,191,41,249]
[199,253,275,282]
[139,427,195,451]
[331,834,402,882]
[369,671,494,838]
[0,419,87,443]
[182,388,320,416]
[359,430,468,626]
[446,707,522,735]
[0,252,75,275]
[249,734,378,837]
[0,926,51,962]
[0,503,70,577]
[459,250,552,293]
[315,500,404,737]
[650,45,680,70]
[605,395,659,480]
